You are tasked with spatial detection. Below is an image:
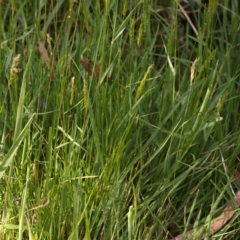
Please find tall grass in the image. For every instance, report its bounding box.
[0,0,240,239]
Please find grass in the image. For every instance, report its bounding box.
[0,0,240,239]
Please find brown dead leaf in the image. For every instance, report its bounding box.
[80,59,100,78]
[37,41,50,69]
[171,173,240,240]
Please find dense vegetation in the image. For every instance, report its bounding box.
[1,0,240,239]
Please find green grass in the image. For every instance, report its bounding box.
[1,0,240,239]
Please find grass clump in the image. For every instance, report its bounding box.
[0,0,240,239]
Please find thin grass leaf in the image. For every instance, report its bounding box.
[0,114,35,179]
[18,166,30,240]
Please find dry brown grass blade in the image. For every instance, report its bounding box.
[171,173,240,240]
[80,59,100,78]
[178,3,198,37]
[37,41,50,70]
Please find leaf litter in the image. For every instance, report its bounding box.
[80,59,100,79]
